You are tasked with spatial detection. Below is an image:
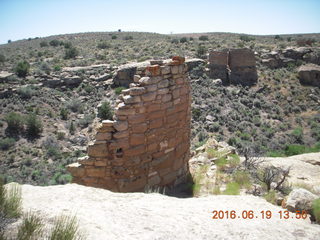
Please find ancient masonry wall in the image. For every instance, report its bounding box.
[68,57,191,192]
[208,48,258,86]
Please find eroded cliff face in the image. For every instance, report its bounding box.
[68,56,191,192]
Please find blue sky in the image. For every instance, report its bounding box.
[0,0,319,44]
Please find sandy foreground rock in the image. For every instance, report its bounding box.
[16,184,320,240]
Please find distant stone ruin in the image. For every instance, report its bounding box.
[68,57,191,192]
[208,48,257,86]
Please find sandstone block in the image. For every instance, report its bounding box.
[102,120,114,127]
[114,121,128,131]
[132,123,148,133]
[113,130,129,139]
[96,132,112,141]
[161,94,172,103]
[141,91,157,101]
[150,118,163,128]
[86,167,105,178]
[171,65,179,74]
[128,114,146,124]
[158,79,169,88]
[88,143,109,157]
[145,65,160,76]
[125,145,145,156]
[130,134,145,146]
[130,87,146,95]
[161,66,171,75]
[123,95,141,104]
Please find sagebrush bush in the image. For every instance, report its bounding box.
[199,35,209,41]
[0,138,15,151]
[14,61,30,78]
[4,112,24,134]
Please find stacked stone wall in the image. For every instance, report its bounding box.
[208,48,257,86]
[68,57,191,192]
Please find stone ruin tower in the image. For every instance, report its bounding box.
[68,57,191,192]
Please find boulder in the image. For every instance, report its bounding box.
[63,76,82,86]
[282,47,312,60]
[298,64,320,87]
[0,71,14,82]
[285,188,318,213]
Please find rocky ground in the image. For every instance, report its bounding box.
[2,183,319,240]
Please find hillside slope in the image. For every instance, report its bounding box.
[6,183,319,240]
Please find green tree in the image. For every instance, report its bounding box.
[98,101,113,120]
[26,114,43,138]
[64,47,79,59]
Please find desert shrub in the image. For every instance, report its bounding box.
[291,127,303,143]
[192,108,201,120]
[57,132,65,140]
[0,179,22,218]
[49,215,83,240]
[97,101,113,120]
[97,41,111,49]
[297,38,315,47]
[26,114,43,138]
[233,170,251,188]
[78,114,94,128]
[0,54,5,63]
[63,42,72,49]
[40,62,51,74]
[223,182,240,195]
[67,122,75,135]
[54,65,61,71]
[40,41,48,47]
[4,112,24,134]
[312,199,320,224]
[114,87,125,95]
[256,166,290,192]
[0,138,15,151]
[171,39,179,44]
[180,37,187,43]
[49,39,60,47]
[123,36,133,40]
[64,47,79,59]
[17,86,37,99]
[199,35,209,41]
[196,45,206,58]
[14,61,30,78]
[66,99,83,113]
[60,108,69,120]
[274,35,282,40]
[111,35,117,39]
[264,190,277,204]
[17,211,44,240]
[240,35,255,42]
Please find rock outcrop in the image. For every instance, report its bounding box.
[298,64,320,87]
[68,57,191,192]
[208,48,257,86]
[8,183,320,240]
[285,188,318,213]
